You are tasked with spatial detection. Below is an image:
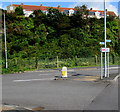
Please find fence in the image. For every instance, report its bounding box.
[2,55,119,74]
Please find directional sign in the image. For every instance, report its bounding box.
[101,48,110,52]
[100,42,105,45]
[106,40,111,42]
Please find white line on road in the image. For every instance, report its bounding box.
[109,67,120,69]
[67,69,75,72]
[38,74,51,76]
[113,74,120,82]
[101,67,120,70]
[13,78,53,82]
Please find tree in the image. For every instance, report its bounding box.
[3,5,119,67]
[46,8,62,28]
[6,17,34,58]
[74,5,89,19]
[70,5,89,28]
[15,6,24,15]
[34,24,47,44]
[32,10,47,27]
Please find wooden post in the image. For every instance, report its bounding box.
[95,55,98,65]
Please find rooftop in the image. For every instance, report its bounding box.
[10,4,116,16]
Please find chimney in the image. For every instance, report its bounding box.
[40,4,42,6]
[21,3,24,5]
[58,5,60,8]
[90,8,93,10]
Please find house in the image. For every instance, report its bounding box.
[88,8,116,19]
[7,3,116,18]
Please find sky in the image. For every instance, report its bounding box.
[0,0,120,15]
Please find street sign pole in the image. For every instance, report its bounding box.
[101,51,103,79]
[107,52,109,77]
[104,0,107,77]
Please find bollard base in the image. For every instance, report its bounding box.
[54,76,68,80]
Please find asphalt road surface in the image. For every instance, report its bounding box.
[2,66,119,111]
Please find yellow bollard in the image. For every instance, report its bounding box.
[61,67,67,78]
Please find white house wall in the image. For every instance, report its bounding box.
[23,10,33,17]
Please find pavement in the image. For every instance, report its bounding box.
[1,66,119,111]
[85,78,119,110]
[0,104,44,112]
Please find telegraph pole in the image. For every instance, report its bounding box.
[4,13,8,68]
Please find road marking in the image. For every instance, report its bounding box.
[67,69,74,71]
[13,78,53,82]
[76,68,97,71]
[38,74,51,76]
[113,74,120,82]
[109,67,120,69]
[25,70,58,73]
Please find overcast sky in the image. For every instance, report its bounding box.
[0,0,119,15]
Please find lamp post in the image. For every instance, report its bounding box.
[4,13,8,68]
[104,0,107,77]
[100,0,110,79]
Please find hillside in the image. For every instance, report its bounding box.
[2,7,120,73]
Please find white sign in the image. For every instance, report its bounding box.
[106,40,111,42]
[101,48,110,52]
[100,42,105,45]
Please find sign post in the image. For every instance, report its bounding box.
[101,51,103,79]
[107,52,109,77]
[100,48,110,79]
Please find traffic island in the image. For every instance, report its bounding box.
[54,73,119,82]
[54,75,100,82]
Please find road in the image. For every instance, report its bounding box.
[2,66,119,111]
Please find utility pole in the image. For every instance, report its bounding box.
[104,0,107,77]
[4,13,8,68]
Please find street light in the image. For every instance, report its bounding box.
[4,12,8,68]
[104,0,107,77]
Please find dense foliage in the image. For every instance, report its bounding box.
[2,6,120,72]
